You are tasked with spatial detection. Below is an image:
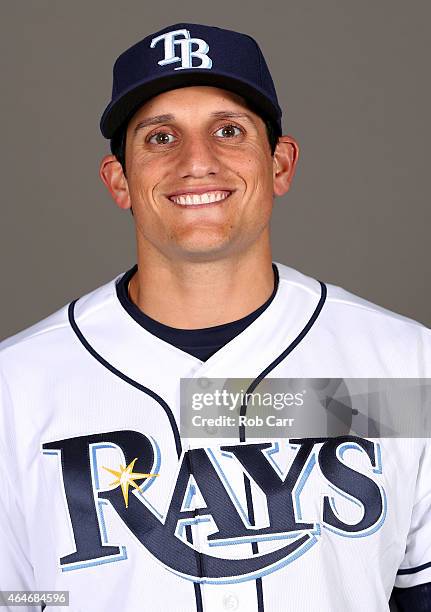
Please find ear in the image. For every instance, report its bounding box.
[272,136,299,197]
[99,155,131,210]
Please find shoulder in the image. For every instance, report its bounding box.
[276,260,429,333]
[275,262,431,374]
[0,271,124,369]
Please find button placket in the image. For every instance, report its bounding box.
[222,592,240,610]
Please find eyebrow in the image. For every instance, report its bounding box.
[133,114,175,134]
[210,111,254,122]
[133,111,255,135]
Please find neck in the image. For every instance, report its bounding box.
[129,241,275,329]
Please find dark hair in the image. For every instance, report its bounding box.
[110,112,280,174]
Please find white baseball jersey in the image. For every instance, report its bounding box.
[1,262,430,612]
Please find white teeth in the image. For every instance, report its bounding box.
[170,191,230,206]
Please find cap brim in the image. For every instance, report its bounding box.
[100,71,282,138]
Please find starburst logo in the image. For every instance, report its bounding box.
[102,458,159,508]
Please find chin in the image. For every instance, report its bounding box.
[172,229,234,252]
[171,238,238,262]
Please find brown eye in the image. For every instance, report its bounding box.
[215,125,242,138]
[148,132,176,145]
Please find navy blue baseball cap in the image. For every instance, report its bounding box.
[100,23,283,139]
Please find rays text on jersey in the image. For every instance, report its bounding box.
[42,431,386,583]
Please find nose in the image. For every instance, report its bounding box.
[175,132,220,179]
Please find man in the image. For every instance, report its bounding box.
[0,23,430,612]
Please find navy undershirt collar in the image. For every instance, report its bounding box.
[116,264,279,362]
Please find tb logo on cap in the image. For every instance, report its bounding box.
[150,28,212,70]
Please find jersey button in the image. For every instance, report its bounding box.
[222,592,239,610]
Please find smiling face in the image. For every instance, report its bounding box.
[101,85,298,264]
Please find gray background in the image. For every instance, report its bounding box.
[1,0,430,342]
